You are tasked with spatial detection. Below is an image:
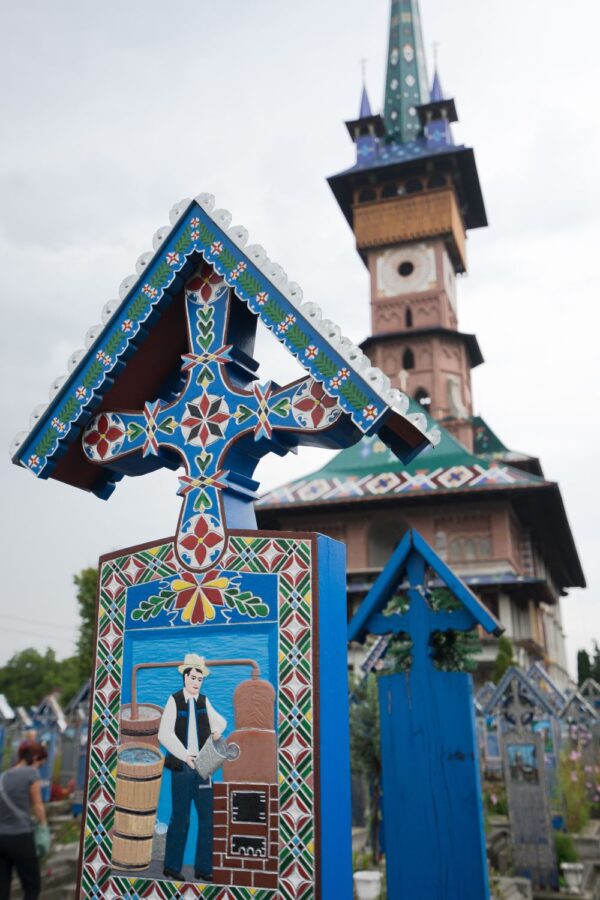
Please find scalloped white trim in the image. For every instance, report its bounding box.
[14,191,433,468]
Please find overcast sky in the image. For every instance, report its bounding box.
[1,0,598,678]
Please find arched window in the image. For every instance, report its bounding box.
[358,187,376,203]
[381,182,398,199]
[415,387,431,409]
[402,348,415,370]
[405,307,413,328]
[405,177,423,194]
[427,173,447,189]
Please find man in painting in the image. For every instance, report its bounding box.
[158,653,226,883]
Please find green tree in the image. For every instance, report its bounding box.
[577,649,591,686]
[492,635,515,684]
[74,567,98,679]
[350,674,382,862]
[0,647,80,708]
[591,642,600,684]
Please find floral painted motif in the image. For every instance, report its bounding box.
[177,512,224,569]
[181,393,231,446]
[75,386,87,400]
[256,292,269,305]
[130,560,270,628]
[166,251,180,266]
[304,345,318,359]
[363,404,378,421]
[83,414,126,461]
[292,380,340,429]
[187,264,226,303]
[172,570,226,623]
[121,319,133,333]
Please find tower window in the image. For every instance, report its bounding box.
[415,388,431,409]
[398,261,414,277]
[405,307,413,328]
[358,187,376,203]
[402,348,415,370]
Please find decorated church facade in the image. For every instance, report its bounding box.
[257,0,584,687]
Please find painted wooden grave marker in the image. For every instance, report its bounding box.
[348,529,501,900]
[11,194,440,899]
[484,667,558,889]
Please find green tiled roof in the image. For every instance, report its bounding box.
[258,401,544,509]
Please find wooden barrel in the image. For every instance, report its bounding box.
[111,743,164,871]
[120,703,162,747]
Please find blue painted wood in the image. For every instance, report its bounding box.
[348,533,497,900]
[317,534,353,899]
[379,670,489,899]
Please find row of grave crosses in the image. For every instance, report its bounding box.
[82,263,344,572]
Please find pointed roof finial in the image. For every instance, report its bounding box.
[359,58,372,118]
[430,42,444,101]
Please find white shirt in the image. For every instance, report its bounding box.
[158,690,227,763]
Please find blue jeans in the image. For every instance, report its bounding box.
[164,767,213,876]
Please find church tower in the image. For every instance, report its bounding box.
[257,0,585,689]
[328,0,487,450]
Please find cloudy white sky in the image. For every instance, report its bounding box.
[1,0,598,677]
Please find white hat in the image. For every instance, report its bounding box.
[178,653,210,676]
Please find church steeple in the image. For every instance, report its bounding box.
[383,0,430,143]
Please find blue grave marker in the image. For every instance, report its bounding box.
[348,529,501,900]
[11,193,439,899]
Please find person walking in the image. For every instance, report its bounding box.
[0,741,49,900]
[158,654,226,883]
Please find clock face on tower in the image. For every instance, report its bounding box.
[376,244,436,297]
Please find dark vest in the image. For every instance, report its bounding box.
[164,689,211,771]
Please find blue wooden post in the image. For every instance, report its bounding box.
[349,530,501,900]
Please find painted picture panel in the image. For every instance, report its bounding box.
[507,743,539,785]
[78,531,325,900]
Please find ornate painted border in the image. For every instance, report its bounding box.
[15,198,434,477]
[79,534,317,900]
[258,462,544,508]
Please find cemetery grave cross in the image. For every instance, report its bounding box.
[81,261,346,572]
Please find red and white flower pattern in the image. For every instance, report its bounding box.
[83,413,126,461]
[177,513,225,569]
[142,284,158,298]
[75,386,87,400]
[121,319,132,333]
[166,251,180,266]
[292,379,340,429]
[256,292,269,305]
[304,345,318,359]
[51,417,66,433]
[363,404,378,421]
[186,264,226,304]
[210,241,223,255]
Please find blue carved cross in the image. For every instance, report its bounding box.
[365,550,477,677]
[348,529,501,666]
[82,261,343,571]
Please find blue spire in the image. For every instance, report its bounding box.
[359,84,373,118]
[430,67,444,101]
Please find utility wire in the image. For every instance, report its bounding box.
[3,613,78,632]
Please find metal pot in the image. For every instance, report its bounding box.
[194,736,240,780]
